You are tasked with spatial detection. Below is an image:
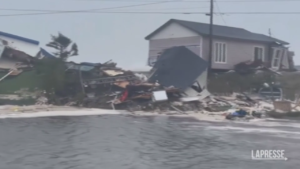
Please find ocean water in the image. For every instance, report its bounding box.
[0,115,299,169]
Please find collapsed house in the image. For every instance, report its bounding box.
[55,53,285,121]
[148,46,209,102]
[0,31,53,81]
[52,46,210,111]
[0,42,39,81]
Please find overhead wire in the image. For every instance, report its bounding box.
[0,11,299,17]
[0,0,298,17]
[0,6,209,12]
[214,0,227,25]
[76,0,300,2]
[0,0,174,15]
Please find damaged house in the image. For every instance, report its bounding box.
[0,31,53,77]
[148,46,209,102]
[145,19,294,71]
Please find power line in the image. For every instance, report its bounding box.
[0,0,173,13]
[76,0,300,2]
[214,0,226,25]
[0,0,176,17]
[0,0,295,16]
[0,11,300,17]
[0,6,209,12]
[113,6,210,11]
[217,12,300,14]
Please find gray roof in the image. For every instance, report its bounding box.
[145,19,288,45]
[148,46,208,89]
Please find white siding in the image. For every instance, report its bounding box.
[0,36,40,57]
[202,37,269,70]
[149,22,199,40]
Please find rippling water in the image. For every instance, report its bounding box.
[0,115,300,169]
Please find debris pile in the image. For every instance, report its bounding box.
[110,46,209,112]
[200,93,273,121]
[43,46,210,112]
[0,44,294,121]
[39,46,292,121]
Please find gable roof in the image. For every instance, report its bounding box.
[0,31,39,45]
[145,19,288,45]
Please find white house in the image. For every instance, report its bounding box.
[0,31,41,57]
[0,31,54,70]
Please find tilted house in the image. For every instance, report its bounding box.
[145,19,294,70]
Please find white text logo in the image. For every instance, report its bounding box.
[251,150,288,161]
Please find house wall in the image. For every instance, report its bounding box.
[147,22,277,70]
[202,37,270,69]
[0,36,40,57]
[148,22,202,66]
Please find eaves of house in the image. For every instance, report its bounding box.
[0,31,39,45]
[145,19,289,45]
[0,31,55,58]
[0,31,41,57]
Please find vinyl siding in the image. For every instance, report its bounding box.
[202,37,270,69]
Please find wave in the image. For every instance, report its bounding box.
[205,126,300,135]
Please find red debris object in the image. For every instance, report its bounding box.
[120,89,129,102]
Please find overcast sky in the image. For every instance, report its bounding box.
[0,0,299,69]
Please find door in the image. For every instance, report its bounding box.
[271,47,284,68]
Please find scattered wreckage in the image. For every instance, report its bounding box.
[1,44,299,121]
[36,46,212,113]
[48,46,286,121]
[0,46,36,82]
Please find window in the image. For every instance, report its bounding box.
[214,42,226,63]
[254,47,265,61]
[272,49,281,68]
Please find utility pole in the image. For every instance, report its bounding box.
[208,0,214,72]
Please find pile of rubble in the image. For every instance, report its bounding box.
[35,46,298,121]
[201,93,273,121]
[47,46,210,111]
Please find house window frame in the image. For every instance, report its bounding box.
[253,46,265,62]
[214,42,227,63]
[272,48,282,68]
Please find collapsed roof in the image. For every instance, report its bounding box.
[148,46,208,90]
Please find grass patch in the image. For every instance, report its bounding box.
[0,71,42,94]
[208,72,274,93]
[0,98,36,105]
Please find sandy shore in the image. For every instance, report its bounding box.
[0,105,226,121]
